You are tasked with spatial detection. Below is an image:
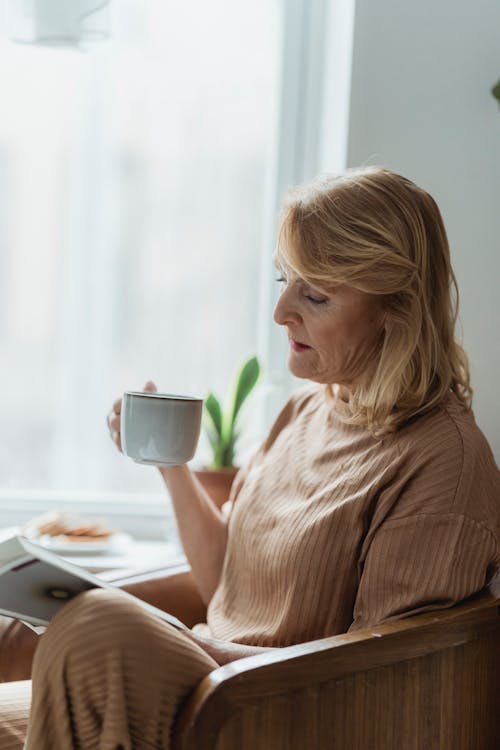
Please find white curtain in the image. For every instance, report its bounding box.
[0,0,282,494]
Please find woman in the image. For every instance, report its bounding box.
[1,166,499,748]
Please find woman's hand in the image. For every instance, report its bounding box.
[106,380,229,604]
[106,381,157,452]
[184,630,275,666]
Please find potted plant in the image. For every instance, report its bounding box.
[195,355,260,508]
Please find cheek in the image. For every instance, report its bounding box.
[315,314,351,350]
[315,308,379,362]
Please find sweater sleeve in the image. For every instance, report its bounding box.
[348,513,498,631]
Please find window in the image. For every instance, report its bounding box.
[0,0,346,530]
[0,0,282,503]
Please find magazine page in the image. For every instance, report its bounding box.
[0,556,97,626]
[0,535,27,568]
[0,536,188,631]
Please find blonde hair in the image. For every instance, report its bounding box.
[276,166,472,434]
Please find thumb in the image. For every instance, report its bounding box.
[144,381,157,393]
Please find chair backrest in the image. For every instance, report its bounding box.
[173,585,500,750]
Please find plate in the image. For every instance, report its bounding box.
[29,532,132,555]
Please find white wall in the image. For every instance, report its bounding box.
[343,0,500,460]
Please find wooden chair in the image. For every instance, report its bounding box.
[119,568,500,750]
[1,558,497,747]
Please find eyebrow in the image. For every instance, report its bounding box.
[273,261,331,297]
[300,279,329,295]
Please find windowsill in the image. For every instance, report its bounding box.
[0,489,175,541]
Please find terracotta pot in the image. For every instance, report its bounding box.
[194,467,239,509]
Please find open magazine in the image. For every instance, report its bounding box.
[0,534,188,631]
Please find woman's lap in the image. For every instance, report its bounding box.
[0,589,217,750]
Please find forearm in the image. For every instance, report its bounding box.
[158,465,228,604]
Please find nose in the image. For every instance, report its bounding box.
[273,285,301,327]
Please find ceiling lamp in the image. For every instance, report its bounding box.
[8,0,111,49]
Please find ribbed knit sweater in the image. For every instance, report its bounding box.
[205,385,500,646]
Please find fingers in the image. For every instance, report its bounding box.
[107,399,123,453]
[107,417,122,451]
[107,382,157,454]
[107,413,121,433]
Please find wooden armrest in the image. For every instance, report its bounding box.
[112,563,191,589]
[116,566,207,629]
[173,588,500,749]
[0,617,39,682]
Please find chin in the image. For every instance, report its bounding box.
[287,357,308,380]
[287,359,320,382]
[287,356,339,384]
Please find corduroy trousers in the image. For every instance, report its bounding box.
[0,588,217,749]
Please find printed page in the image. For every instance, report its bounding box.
[0,556,97,625]
[0,537,189,631]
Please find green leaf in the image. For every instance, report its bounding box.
[227,356,260,433]
[203,423,220,454]
[202,356,260,468]
[492,80,500,105]
[221,437,236,468]
[212,439,228,469]
[204,392,223,438]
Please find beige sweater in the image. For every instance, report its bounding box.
[206,385,500,646]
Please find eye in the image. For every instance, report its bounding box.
[303,286,329,305]
[305,294,328,305]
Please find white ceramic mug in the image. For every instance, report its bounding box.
[121,391,203,467]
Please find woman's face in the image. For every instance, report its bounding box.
[273,266,384,388]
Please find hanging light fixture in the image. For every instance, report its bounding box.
[8,0,111,49]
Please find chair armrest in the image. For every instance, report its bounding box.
[173,588,500,749]
[114,566,208,629]
[111,563,191,588]
[0,617,39,682]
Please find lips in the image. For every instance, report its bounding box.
[289,339,311,352]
